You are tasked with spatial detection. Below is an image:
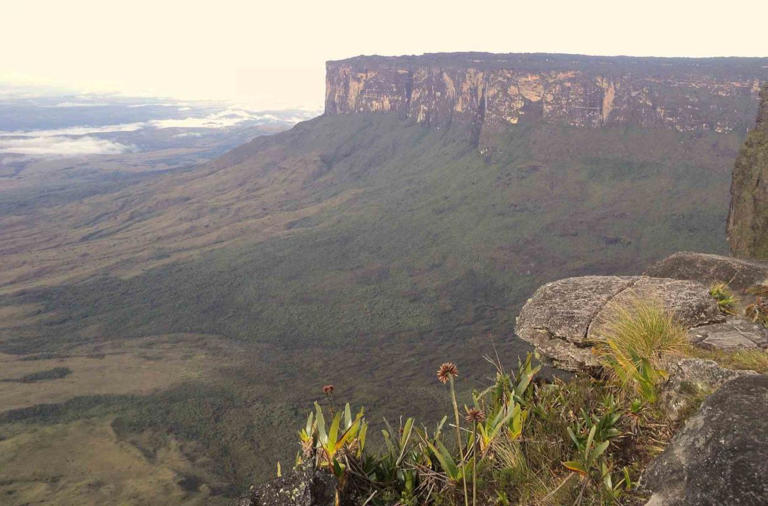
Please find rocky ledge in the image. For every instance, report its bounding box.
[643,374,768,505]
[645,251,768,292]
[516,251,768,505]
[514,275,723,371]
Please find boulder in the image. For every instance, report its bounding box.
[237,462,338,506]
[643,374,768,506]
[515,276,632,370]
[515,276,722,370]
[645,251,768,292]
[688,317,768,351]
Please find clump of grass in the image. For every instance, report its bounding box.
[593,297,687,403]
[709,282,736,315]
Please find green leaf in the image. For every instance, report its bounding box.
[562,460,587,475]
[358,421,368,454]
[427,439,461,480]
[585,425,597,460]
[593,440,610,460]
[344,403,352,429]
[327,412,342,453]
[314,402,327,444]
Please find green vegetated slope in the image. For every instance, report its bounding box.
[3,113,735,353]
[0,113,739,500]
[728,83,768,258]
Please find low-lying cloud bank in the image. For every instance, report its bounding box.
[0,106,318,157]
[0,136,133,156]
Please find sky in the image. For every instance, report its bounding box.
[3,0,767,110]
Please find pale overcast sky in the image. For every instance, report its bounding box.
[2,0,767,109]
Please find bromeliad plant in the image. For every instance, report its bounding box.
[471,353,540,456]
[285,349,667,505]
[709,282,737,315]
[562,395,631,501]
[298,401,368,503]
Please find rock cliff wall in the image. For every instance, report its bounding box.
[728,83,768,259]
[325,53,768,141]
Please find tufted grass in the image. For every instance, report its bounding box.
[593,297,688,402]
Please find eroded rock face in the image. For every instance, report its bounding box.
[728,83,768,260]
[514,276,722,370]
[645,251,768,291]
[643,374,768,506]
[325,54,768,143]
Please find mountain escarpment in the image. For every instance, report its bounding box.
[326,53,768,145]
[728,83,768,259]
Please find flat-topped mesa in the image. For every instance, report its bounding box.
[325,53,768,141]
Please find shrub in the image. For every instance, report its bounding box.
[18,367,72,383]
[709,282,736,315]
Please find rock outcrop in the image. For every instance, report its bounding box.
[688,317,768,350]
[325,53,768,145]
[659,357,757,420]
[727,83,768,260]
[237,462,338,506]
[645,251,768,291]
[514,276,722,370]
[643,374,768,506]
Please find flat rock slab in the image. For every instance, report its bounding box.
[643,374,768,506]
[688,317,768,350]
[515,276,722,370]
[645,251,768,291]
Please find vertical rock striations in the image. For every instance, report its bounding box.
[325,53,768,146]
[728,83,768,259]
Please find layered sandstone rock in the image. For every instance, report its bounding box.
[325,53,768,144]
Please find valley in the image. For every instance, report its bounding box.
[1,53,767,503]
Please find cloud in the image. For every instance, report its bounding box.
[51,101,110,108]
[0,136,133,156]
[0,123,145,138]
[0,106,315,157]
[147,108,269,129]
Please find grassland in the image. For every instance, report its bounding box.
[0,113,743,502]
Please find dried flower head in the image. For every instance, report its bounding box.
[322,384,334,395]
[464,407,485,423]
[437,362,459,384]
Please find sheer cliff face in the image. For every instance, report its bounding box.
[325,53,768,140]
[728,84,768,259]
